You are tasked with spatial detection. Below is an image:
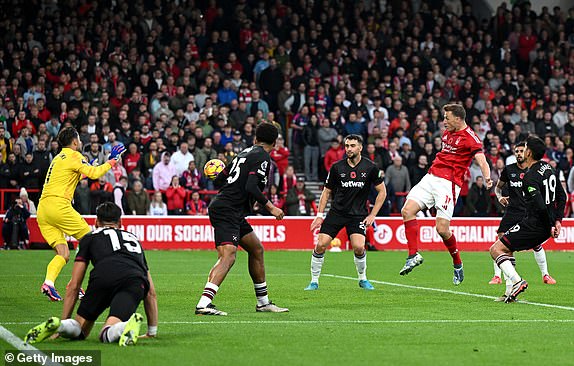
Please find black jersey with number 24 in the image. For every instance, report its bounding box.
[325,157,384,217]
[75,227,149,284]
[210,145,270,215]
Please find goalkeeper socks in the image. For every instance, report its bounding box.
[354,252,367,281]
[45,255,67,285]
[254,282,269,306]
[100,322,127,343]
[58,319,81,339]
[443,234,462,266]
[493,261,502,277]
[404,219,419,256]
[197,282,219,308]
[533,246,549,276]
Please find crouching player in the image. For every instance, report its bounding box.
[25,202,158,346]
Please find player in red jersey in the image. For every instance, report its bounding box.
[399,104,493,284]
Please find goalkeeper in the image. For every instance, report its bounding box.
[38,127,126,301]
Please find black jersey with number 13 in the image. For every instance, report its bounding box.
[325,158,384,217]
[75,228,149,284]
[211,145,270,214]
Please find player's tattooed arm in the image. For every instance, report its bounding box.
[495,179,509,206]
[61,261,88,320]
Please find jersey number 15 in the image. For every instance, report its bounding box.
[103,229,142,253]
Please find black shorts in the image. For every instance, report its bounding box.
[320,211,366,239]
[209,206,253,247]
[500,220,551,252]
[497,209,526,233]
[77,276,148,322]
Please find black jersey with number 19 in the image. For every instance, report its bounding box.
[325,157,384,217]
[522,161,566,228]
[210,145,270,215]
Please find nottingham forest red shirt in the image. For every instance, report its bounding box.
[428,126,483,187]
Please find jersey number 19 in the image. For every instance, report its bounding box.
[542,175,557,204]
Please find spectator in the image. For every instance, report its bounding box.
[19,188,36,215]
[231,130,247,154]
[285,178,317,216]
[466,176,491,217]
[73,179,91,215]
[113,176,129,215]
[166,175,186,215]
[14,127,35,155]
[2,198,30,249]
[324,139,344,173]
[409,155,429,187]
[270,135,290,177]
[153,151,177,191]
[385,155,411,212]
[187,191,208,216]
[171,141,195,176]
[89,177,113,214]
[19,153,40,190]
[123,143,141,175]
[127,180,150,215]
[148,191,168,216]
[181,161,203,191]
[280,165,297,196]
[302,115,320,181]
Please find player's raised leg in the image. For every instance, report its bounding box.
[305,233,331,290]
[195,244,236,315]
[533,245,556,284]
[436,217,464,285]
[349,232,374,290]
[400,199,424,275]
[240,231,288,312]
[42,242,69,301]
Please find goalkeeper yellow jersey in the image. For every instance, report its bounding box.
[40,147,115,202]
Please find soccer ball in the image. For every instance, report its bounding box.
[204,159,225,180]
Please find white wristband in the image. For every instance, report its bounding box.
[147,325,157,336]
[317,212,326,219]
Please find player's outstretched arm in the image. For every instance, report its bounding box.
[474,153,493,189]
[62,261,87,320]
[245,173,284,220]
[141,271,158,338]
[363,182,387,226]
[311,187,331,231]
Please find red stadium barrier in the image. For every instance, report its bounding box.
[19,216,574,251]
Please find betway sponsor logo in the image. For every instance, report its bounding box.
[341,180,365,188]
[509,181,522,187]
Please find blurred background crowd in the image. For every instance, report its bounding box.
[0,0,573,219]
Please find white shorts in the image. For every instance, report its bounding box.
[406,174,461,220]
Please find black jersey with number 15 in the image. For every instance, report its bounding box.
[75,227,149,284]
[211,145,270,214]
[325,158,384,217]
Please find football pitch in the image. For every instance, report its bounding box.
[1,250,574,365]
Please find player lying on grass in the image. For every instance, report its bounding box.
[38,127,126,301]
[489,141,556,298]
[490,135,565,303]
[25,202,158,346]
[305,134,387,291]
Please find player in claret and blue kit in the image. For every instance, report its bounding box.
[490,135,566,303]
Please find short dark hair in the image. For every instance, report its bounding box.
[515,141,526,148]
[96,202,122,224]
[443,103,466,121]
[57,127,79,147]
[344,134,364,145]
[526,135,546,160]
[255,122,279,145]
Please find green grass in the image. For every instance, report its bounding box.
[1,250,574,365]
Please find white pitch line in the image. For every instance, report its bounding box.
[0,325,62,366]
[323,274,574,312]
[3,320,574,326]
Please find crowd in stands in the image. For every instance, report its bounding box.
[0,0,573,218]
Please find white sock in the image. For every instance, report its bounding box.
[505,277,513,296]
[100,321,126,343]
[311,250,324,283]
[493,261,501,277]
[57,319,81,339]
[197,282,219,308]
[498,260,521,284]
[254,282,269,306]
[354,252,367,281]
[533,248,548,276]
[44,280,54,287]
